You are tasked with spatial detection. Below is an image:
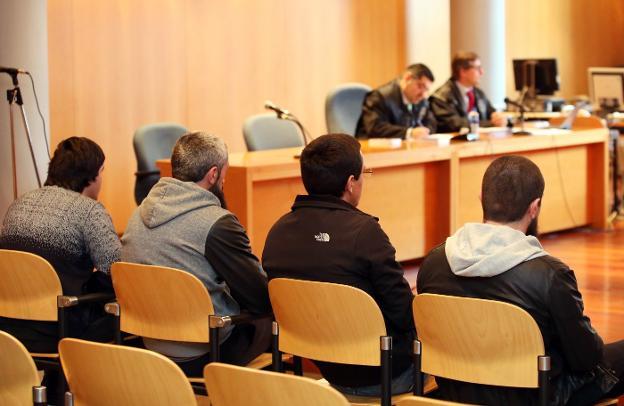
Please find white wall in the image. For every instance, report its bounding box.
[451,0,506,109]
[406,0,451,91]
[0,0,49,219]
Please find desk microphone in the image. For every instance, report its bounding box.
[264,100,290,118]
[504,97,523,109]
[0,66,29,75]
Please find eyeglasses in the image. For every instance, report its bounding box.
[363,167,373,177]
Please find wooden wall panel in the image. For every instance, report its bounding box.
[48,0,406,231]
[506,0,624,99]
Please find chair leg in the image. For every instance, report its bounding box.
[64,391,74,406]
[32,385,47,406]
[209,324,220,363]
[538,355,551,406]
[380,336,392,406]
[272,321,283,372]
[104,302,122,344]
[293,356,303,376]
[413,339,423,395]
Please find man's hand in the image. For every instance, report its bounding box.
[408,126,431,139]
[490,112,508,127]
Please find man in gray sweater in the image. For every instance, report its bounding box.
[121,131,271,376]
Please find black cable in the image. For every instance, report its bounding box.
[26,72,51,158]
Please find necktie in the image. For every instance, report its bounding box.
[467,89,476,113]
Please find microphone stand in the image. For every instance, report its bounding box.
[275,111,312,146]
[5,72,42,199]
[510,89,531,136]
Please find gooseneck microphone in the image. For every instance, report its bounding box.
[263,100,312,147]
[0,66,29,75]
[264,100,291,118]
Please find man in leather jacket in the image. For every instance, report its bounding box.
[430,51,507,133]
[355,63,437,139]
[418,155,624,405]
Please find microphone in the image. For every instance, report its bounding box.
[0,66,29,75]
[264,100,291,118]
[504,97,522,108]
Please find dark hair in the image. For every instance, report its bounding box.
[481,155,545,223]
[406,63,435,82]
[44,137,105,193]
[451,51,479,80]
[300,133,363,197]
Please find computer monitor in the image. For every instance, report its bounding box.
[587,67,624,110]
[513,59,560,96]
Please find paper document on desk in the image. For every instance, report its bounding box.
[367,138,403,148]
[523,128,572,136]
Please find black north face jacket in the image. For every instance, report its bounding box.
[262,194,415,387]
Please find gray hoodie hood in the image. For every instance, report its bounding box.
[139,177,221,228]
[444,222,547,277]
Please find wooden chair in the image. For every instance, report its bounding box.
[0,249,113,404]
[412,294,621,406]
[59,337,197,406]
[0,330,47,406]
[204,362,351,406]
[412,294,550,405]
[395,396,469,405]
[106,262,274,392]
[269,278,414,406]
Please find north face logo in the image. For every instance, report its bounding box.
[314,232,330,242]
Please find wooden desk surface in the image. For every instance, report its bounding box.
[156,128,609,261]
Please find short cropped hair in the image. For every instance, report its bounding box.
[300,133,363,197]
[451,51,480,80]
[481,155,545,223]
[172,132,228,182]
[406,63,435,82]
[45,137,105,193]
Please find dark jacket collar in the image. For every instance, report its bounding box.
[292,194,366,214]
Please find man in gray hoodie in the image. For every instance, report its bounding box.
[121,131,271,376]
[418,155,624,405]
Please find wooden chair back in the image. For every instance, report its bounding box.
[204,362,350,406]
[396,395,471,405]
[59,338,197,406]
[111,262,214,342]
[268,278,387,366]
[413,294,545,388]
[0,249,62,321]
[0,330,41,406]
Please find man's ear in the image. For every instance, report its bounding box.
[344,174,355,194]
[528,197,541,219]
[201,166,219,187]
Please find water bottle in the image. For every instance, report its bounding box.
[468,110,480,141]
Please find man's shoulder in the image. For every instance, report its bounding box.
[431,79,456,99]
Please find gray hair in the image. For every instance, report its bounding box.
[171,132,228,182]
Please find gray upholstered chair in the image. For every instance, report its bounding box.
[325,83,371,135]
[243,113,304,151]
[133,122,187,205]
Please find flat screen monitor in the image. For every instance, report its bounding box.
[513,59,560,95]
[587,67,624,110]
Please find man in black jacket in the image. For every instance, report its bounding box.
[355,63,437,139]
[262,133,415,396]
[418,155,624,405]
[430,51,506,133]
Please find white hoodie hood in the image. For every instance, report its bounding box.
[444,222,548,277]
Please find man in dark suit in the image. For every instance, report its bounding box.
[355,63,437,139]
[430,51,506,133]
